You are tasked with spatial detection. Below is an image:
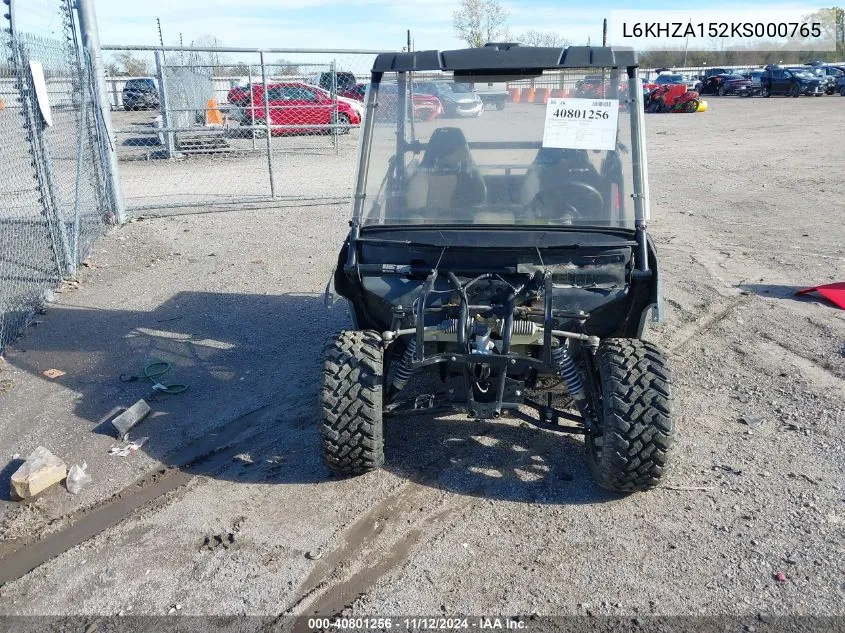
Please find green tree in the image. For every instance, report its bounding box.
[453,0,510,48]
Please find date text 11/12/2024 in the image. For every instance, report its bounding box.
[307,617,528,630]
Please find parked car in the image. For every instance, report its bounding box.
[697,73,752,96]
[229,82,363,120]
[234,82,362,135]
[414,80,483,117]
[837,74,845,96]
[654,73,698,91]
[473,83,508,110]
[761,66,824,97]
[806,65,844,95]
[339,84,367,101]
[737,69,766,96]
[379,84,443,120]
[227,83,256,105]
[696,68,732,84]
[308,71,359,94]
[122,78,159,111]
[573,74,627,99]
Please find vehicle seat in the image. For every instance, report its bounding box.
[405,127,486,215]
[520,148,605,222]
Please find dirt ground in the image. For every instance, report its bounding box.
[0,96,843,624]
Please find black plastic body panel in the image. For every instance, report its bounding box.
[372,45,637,73]
[334,226,659,340]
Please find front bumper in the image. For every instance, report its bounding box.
[800,84,823,95]
[452,101,483,117]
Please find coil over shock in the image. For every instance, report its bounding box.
[552,341,594,427]
[391,338,416,392]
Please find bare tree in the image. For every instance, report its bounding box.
[273,58,302,77]
[453,0,510,48]
[114,52,152,77]
[518,30,570,47]
[187,34,227,73]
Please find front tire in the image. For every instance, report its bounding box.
[790,84,800,97]
[586,339,675,492]
[718,85,727,96]
[320,330,385,476]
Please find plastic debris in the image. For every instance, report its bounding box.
[66,462,91,494]
[795,282,845,309]
[109,437,149,457]
[42,369,66,379]
[774,571,788,583]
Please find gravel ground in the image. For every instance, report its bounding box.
[0,96,843,621]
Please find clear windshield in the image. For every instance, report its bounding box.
[357,69,637,229]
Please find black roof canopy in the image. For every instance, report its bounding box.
[372,43,638,73]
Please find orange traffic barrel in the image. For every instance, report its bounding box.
[508,88,521,103]
[536,88,551,104]
[206,98,224,125]
[522,87,535,103]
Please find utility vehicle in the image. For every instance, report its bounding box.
[322,43,675,492]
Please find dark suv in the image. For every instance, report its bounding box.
[310,71,359,93]
[760,66,824,97]
[122,78,160,110]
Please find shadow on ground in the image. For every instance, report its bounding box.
[740,283,815,300]
[384,412,619,505]
[4,290,617,505]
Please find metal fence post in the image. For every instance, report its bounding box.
[154,50,177,159]
[76,0,126,224]
[248,64,255,150]
[331,59,338,153]
[259,51,277,199]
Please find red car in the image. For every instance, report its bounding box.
[228,82,361,134]
[379,84,443,120]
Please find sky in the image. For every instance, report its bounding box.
[16,0,829,58]
[86,0,824,51]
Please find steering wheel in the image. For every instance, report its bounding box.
[529,181,604,223]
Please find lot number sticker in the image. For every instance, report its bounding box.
[542,98,618,151]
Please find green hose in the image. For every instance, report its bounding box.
[121,360,188,394]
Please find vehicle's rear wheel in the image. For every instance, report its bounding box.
[332,112,351,135]
[790,84,800,97]
[718,85,727,96]
[585,339,675,493]
[320,330,385,476]
[762,86,770,97]
[840,86,845,97]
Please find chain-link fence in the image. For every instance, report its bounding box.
[0,0,110,351]
[101,46,383,214]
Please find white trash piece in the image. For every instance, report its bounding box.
[66,462,91,494]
